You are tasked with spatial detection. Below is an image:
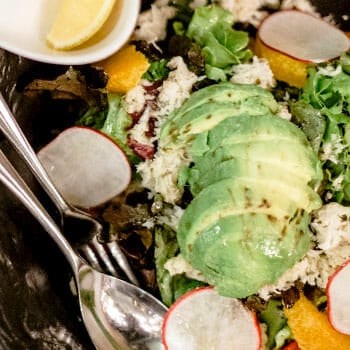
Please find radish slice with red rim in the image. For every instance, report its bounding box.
[258,10,350,63]
[162,286,261,350]
[327,259,350,335]
[38,126,131,208]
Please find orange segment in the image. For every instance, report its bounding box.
[284,293,350,350]
[255,38,310,88]
[98,45,150,93]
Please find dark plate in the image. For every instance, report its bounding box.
[0,1,348,349]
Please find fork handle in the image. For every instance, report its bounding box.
[0,93,70,213]
[0,148,80,271]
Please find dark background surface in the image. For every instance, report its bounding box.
[0,1,348,349]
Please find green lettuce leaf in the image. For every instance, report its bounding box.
[78,92,139,164]
[186,5,251,81]
[154,224,205,306]
[259,298,291,349]
[142,59,170,82]
[293,53,350,203]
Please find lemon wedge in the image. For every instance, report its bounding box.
[47,0,116,50]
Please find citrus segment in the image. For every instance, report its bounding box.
[98,45,150,93]
[284,293,350,350]
[255,38,309,88]
[47,0,116,50]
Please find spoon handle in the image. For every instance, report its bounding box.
[0,148,79,271]
[0,94,70,212]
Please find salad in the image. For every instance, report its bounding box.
[22,0,350,349]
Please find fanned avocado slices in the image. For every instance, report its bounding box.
[159,82,323,298]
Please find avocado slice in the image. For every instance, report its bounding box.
[173,97,279,140]
[187,158,321,199]
[190,113,317,159]
[188,212,310,298]
[177,177,320,260]
[160,83,279,144]
[204,113,311,151]
[191,139,321,182]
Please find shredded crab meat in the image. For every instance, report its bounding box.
[230,56,276,89]
[218,0,318,26]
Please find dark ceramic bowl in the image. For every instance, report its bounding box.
[0,1,348,349]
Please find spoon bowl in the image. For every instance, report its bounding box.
[0,0,140,65]
[0,149,167,350]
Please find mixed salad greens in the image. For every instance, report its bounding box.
[22,0,350,349]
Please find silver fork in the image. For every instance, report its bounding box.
[0,93,139,286]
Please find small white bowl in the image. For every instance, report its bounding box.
[0,0,141,65]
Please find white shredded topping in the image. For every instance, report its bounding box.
[218,0,318,27]
[280,0,318,14]
[311,202,350,250]
[134,2,176,43]
[320,134,345,164]
[277,102,292,120]
[137,147,191,203]
[230,56,276,89]
[134,57,198,203]
[317,64,343,77]
[157,205,185,231]
[123,84,148,114]
[164,254,207,282]
[129,107,155,146]
[155,57,199,126]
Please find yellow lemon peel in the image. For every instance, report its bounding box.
[47,0,116,50]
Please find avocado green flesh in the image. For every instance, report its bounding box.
[160,83,279,144]
[189,213,310,298]
[174,98,278,138]
[187,158,320,201]
[161,82,278,126]
[158,82,323,298]
[192,141,317,177]
[177,177,318,260]
[202,113,310,150]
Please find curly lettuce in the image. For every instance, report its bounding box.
[186,5,252,81]
[78,93,139,164]
[291,53,350,203]
[154,224,205,306]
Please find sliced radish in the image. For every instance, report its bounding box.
[38,126,131,208]
[258,10,350,63]
[162,286,261,350]
[326,258,350,334]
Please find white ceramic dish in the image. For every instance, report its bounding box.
[0,0,140,65]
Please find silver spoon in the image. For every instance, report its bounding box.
[0,149,167,350]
